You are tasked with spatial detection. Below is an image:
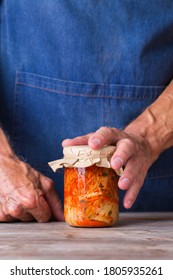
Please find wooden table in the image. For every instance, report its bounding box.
[0,212,173,260]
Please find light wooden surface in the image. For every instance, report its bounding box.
[0,212,173,260]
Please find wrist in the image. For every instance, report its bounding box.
[125,81,173,163]
[124,114,163,163]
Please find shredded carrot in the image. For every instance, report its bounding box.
[64,165,119,227]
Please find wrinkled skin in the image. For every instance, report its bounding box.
[62,126,153,209]
[62,80,173,208]
[0,80,173,219]
[62,81,173,209]
[0,154,64,222]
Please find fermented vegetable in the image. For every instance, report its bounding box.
[64,165,119,227]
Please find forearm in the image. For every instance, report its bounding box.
[124,79,173,163]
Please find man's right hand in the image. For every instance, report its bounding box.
[0,128,64,222]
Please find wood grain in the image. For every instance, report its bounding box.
[0,212,172,260]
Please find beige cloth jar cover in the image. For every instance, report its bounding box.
[48,145,123,176]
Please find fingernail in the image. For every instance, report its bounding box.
[56,199,63,209]
[90,138,101,147]
[44,178,54,188]
[112,156,123,169]
[54,200,64,221]
[121,177,130,189]
[125,199,133,209]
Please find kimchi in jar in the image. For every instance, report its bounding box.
[49,145,121,227]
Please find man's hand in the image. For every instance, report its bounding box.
[62,127,153,209]
[0,154,64,222]
[0,127,64,222]
[62,80,173,209]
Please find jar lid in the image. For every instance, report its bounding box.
[48,145,122,176]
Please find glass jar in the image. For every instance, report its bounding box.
[49,145,121,227]
[64,165,119,227]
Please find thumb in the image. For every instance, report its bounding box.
[40,175,64,221]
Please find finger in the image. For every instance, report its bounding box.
[117,157,146,208]
[40,175,64,221]
[26,188,52,222]
[122,177,144,209]
[62,133,93,147]
[0,202,15,222]
[4,182,51,222]
[111,138,136,170]
[1,199,34,222]
[88,127,124,149]
[118,157,145,191]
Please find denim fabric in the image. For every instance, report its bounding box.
[1,1,173,211]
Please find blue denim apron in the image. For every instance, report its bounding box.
[1,1,173,211]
